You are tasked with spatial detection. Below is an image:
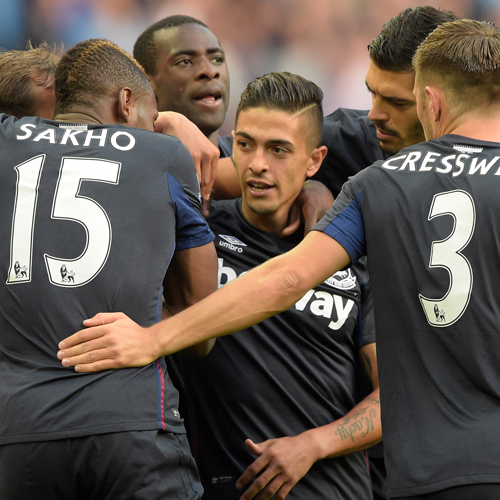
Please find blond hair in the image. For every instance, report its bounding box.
[413,19,500,116]
[0,42,60,118]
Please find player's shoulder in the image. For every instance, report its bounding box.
[322,107,379,153]
[323,107,370,132]
[208,198,240,227]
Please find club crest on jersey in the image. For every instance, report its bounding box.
[323,269,357,290]
[218,234,247,253]
[60,265,75,283]
[433,303,446,323]
[13,261,28,279]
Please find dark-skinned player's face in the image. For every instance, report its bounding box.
[148,24,230,142]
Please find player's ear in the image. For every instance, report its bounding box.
[306,145,327,178]
[425,86,442,123]
[116,88,134,123]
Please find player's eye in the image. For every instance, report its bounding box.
[238,140,251,149]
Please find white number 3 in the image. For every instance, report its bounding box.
[7,155,121,287]
[419,190,476,327]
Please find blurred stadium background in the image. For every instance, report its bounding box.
[1,0,497,134]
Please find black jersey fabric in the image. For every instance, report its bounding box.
[169,198,375,500]
[218,133,233,158]
[312,108,388,196]
[314,134,500,497]
[0,114,213,445]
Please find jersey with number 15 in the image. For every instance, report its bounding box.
[0,114,213,445]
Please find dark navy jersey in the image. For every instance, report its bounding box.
[0,114,214,444]
[218,133,233,159]
[170,198,375,499]
[312,108,388,196]
[315,134,500,497]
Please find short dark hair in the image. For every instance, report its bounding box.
[414,19,500,115]
[133,15,209,76]
[0,42,60,118]
[236,72,324,149]
[368,6,459,72]
[54,38,153,115]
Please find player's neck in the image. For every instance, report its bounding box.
[447,118,500,143]
[54,112,102,125]
[207,129,220,147]
[241,202,292,236]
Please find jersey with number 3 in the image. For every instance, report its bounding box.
[0,114,213,445]
[314,134,500,497]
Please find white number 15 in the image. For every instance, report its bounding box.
[7,155,121,287]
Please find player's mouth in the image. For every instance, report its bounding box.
[193,91,223,108]
[375,127,398,141]
[247,180,274,196]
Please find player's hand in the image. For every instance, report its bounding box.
[154,111,220,200]
[236,434,320,500]
[281,180,334,237]
[57,313,160,372]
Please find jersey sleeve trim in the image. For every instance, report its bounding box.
[314,191,366,263]
[167,172,214,250]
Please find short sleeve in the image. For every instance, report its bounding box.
[313,169,368,263]
[166,143,214,250]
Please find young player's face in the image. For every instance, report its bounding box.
[233,107,324,232]
[148,23,230,143]
[366,60,425,154]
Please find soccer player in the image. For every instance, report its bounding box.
[0,42,60,119]
[312,5,459,197]
[0,41,220,200]
[204,6,459,200]
[133,15,231,156]
[133,15,333,230]
[60,19,500,499]
[0,38,217,499]
[170,71,380,500]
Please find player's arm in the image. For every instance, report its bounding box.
[57,231,351,371]
[212,156,241,200]
[154,111,219,200]
[162,242,218,357]
[236,343,381,500]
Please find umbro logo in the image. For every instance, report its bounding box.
[218,235,247,253]
[219,235,247,246]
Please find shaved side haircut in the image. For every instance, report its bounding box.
[236,71,324,149]
[54,39,153,115]
[414,19,500,116]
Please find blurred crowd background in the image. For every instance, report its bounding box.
[1,0,498,134]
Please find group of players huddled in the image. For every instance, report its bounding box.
[1,6,500,500]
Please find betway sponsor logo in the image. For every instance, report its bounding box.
[218,258,353,330]
[218,234,247,253]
